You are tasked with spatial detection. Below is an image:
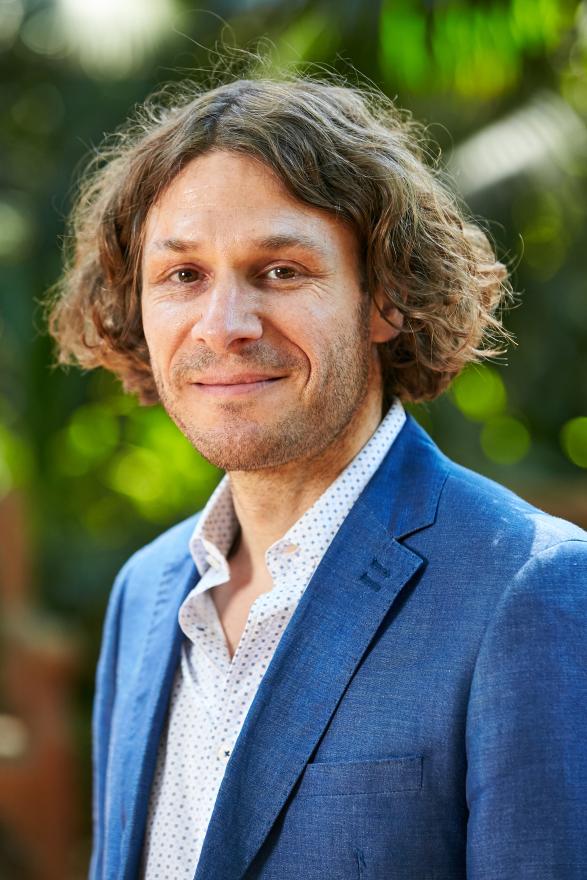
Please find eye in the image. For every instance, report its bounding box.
[266,265,298,281]
[171,268,202,283]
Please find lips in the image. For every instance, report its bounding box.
[190,375,285,397]
[195,374,283,385]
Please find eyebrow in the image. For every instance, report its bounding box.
[149,233,330,259]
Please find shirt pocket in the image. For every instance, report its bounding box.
[296,755,423,797]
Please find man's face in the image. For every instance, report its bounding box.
[141,150,397,472]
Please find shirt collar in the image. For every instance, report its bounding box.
[189,475,236,579]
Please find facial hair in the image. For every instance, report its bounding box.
[151,295,375,473]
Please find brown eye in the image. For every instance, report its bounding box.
[267,266,297,280]
[174,268,200,283]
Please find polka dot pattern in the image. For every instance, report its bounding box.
[141,400,406,878]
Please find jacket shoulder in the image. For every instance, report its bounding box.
[438,455,587,555]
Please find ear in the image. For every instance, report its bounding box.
[370,287,404,344]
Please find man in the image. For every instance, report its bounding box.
[48,76,587,879]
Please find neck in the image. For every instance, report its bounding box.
[227,381,385,577]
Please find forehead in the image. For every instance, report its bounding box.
[142,149,357,257]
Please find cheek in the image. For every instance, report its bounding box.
[275,299,360,381]
[294,328,340,386]
[275,314,321,369]
[141,305,155,350]
[142,301,191,362]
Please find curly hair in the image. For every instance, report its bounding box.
[46,73,513,410]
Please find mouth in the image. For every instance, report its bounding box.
[190,376,285,397]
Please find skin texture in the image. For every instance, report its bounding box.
[141,150,402,654]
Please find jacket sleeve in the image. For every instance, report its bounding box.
[465,538,587,879]
[89,556,135,880]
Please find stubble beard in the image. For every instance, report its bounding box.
[153,300,374,473]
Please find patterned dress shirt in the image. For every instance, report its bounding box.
[141,399,406,879]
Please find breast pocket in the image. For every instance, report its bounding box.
[255,756,428,879]
[296,754,423,797]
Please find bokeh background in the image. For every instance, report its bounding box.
[1,0,586,876]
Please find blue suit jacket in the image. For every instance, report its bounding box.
[90,415,587,879]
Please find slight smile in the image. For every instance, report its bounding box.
[191,376,285,397]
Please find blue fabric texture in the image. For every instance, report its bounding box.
[89,415,587,879]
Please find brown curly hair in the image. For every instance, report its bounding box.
[46,74,513,410]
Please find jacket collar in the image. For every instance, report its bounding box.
[365,412,451,539]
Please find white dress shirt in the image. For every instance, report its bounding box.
[141,400,406,879]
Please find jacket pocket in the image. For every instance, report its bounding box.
[296,755,423,797]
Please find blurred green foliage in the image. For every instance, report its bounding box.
[561,415,587,465]
[398,0,577,91]
[1,0,587,858]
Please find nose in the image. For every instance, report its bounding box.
[190,276,263,354]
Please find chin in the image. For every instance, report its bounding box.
[186,420,311,472]
[195,443,293,473]
[164,390,350,473]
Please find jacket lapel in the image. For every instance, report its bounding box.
[194,415,450,880]
[117,551,200,880]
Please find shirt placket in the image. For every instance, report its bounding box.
[222,597,267,749]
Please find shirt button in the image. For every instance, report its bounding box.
[217,742,232,763]
[283,543,299,554]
